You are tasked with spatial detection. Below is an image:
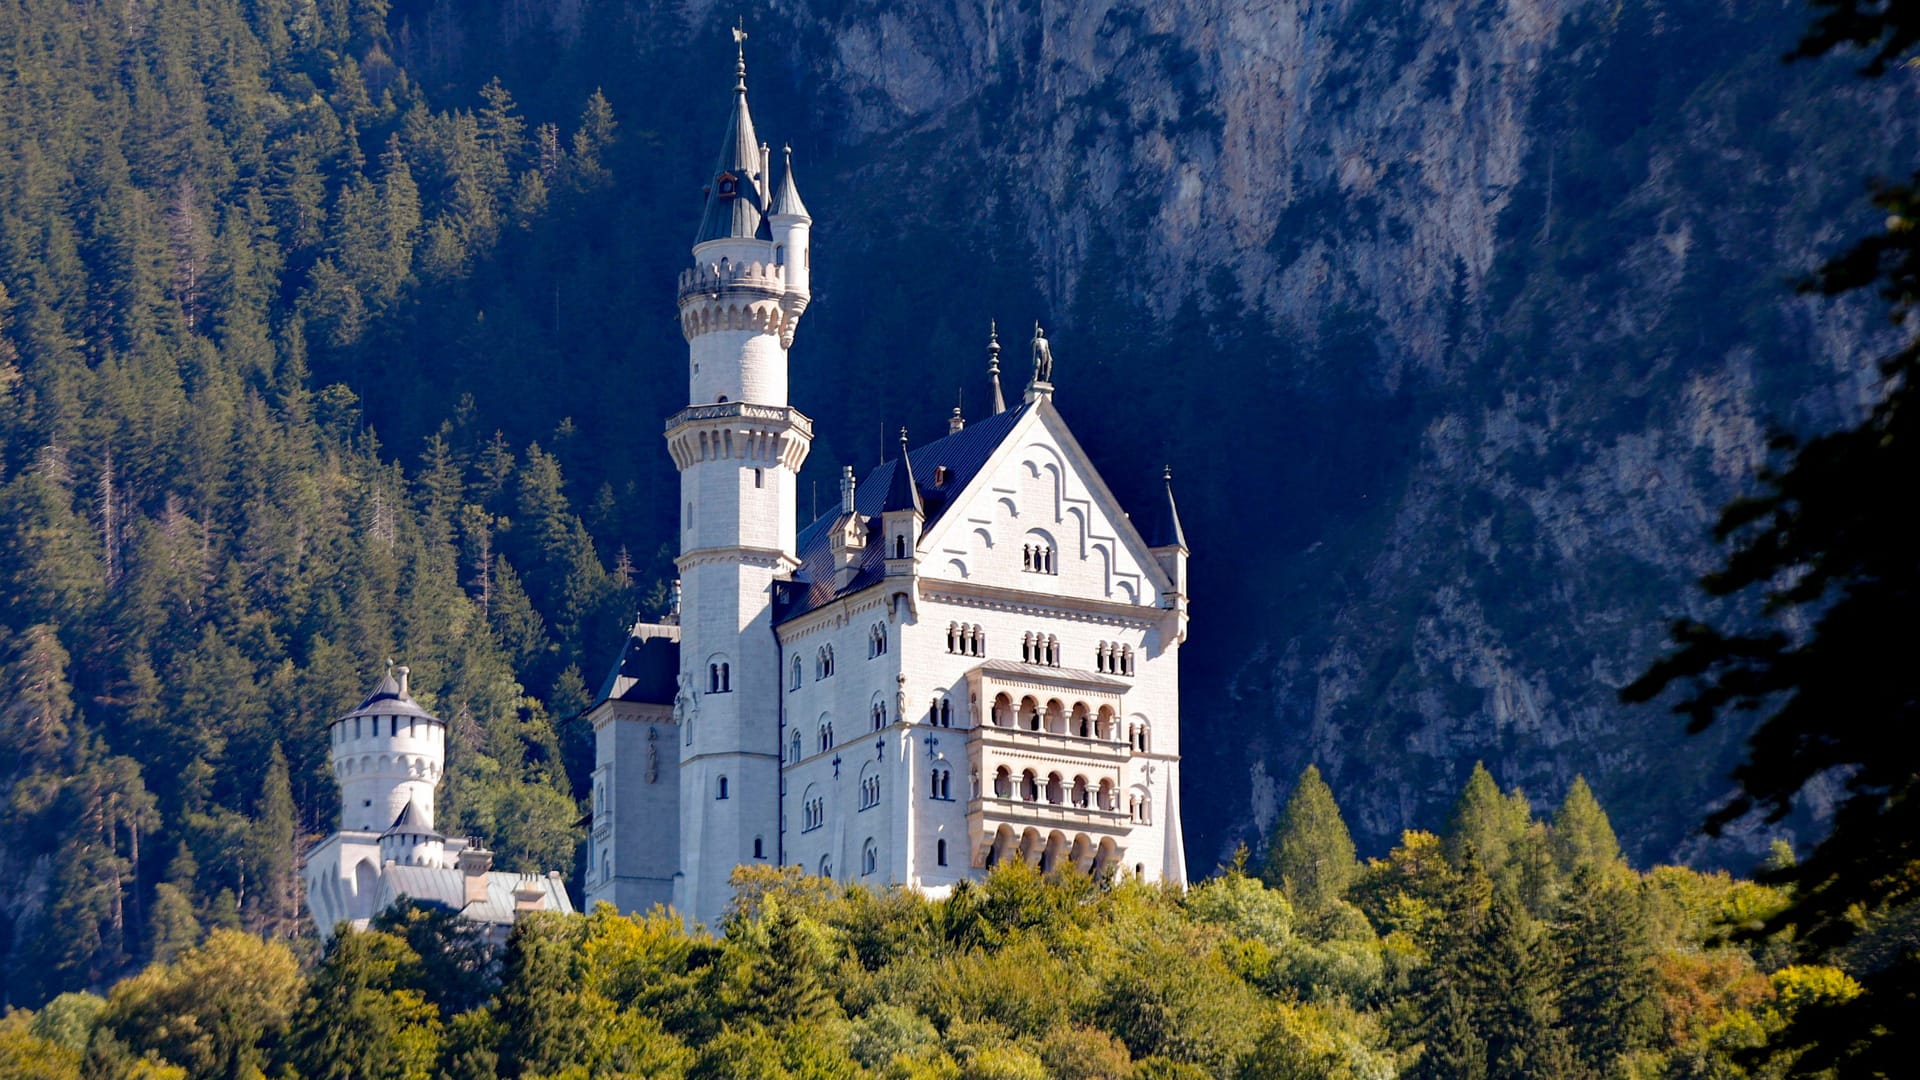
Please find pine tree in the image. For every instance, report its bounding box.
[248,744,301,939]
[1260,765,1358,912]
[1555,866,1659,1074]
[1549,776,1622,878]
[1446,763,1532,875]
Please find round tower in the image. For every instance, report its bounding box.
[329,665,446,835]
[667,34,815,927]
[380,798,446,868]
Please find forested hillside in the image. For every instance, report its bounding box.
[0,770,1853,1079]
[0,0,1911,1010]
[0,0,649,1004]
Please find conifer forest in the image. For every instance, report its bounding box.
[1,0,1916,1076]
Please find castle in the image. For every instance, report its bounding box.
[584,37,1191,929]
[301,665,574,941]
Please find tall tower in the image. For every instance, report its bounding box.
[666,33,814,926]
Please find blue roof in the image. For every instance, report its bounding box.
[694,84,770,244]
[776,403,1031,624]
[595,625,681,706]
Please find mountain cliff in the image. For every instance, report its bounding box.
[380,0,1914,866]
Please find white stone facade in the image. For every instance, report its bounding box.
[590,51,1189,930]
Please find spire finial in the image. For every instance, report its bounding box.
[732,19,748,92]
[899,426,910,451]
[1164,464,1173,482]
[987,321,1007,415]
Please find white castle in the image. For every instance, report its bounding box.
[585,39,1191,929]
[302,665,574,941]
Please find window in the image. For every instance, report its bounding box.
[1021,770,1039,801]
[1022,543,1056,574]
[872,701,887,731]
[801,786,824,832]
[791,655,803,690]
[774,244,785,266]
[947,622,984,657]
[869,623,887,657]
[789,730,803,763]
[708,662,731,693]
[927,696,952,727]
[819,856,832,878]
[930,767,952,800]
[717,776,729,800]
[354,717,361,738]
[816,645,835,679]
[818,719,834,753]
[994,767,1012,798]
[893,534,907,559]
[860,769,881,810]
[754,836,765,858]
[754,467,764,488]
[862,840,878,876]
[933,465,951,485]
[937,839,948,866]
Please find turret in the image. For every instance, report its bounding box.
[768,144,812,334]
[1147,467,1190,641]
[380,798,445,868]
[831,466,866,592]
[328,665,446,835]
[880,428,923,578]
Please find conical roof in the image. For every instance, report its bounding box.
[343,665,437,721]
[385,798,442,839]
[1147,467,1188,550]
[693,46,771,244]
[770,145,810,219]
[881,428,923,515]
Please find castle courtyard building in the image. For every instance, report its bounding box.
[586,37,1190,929]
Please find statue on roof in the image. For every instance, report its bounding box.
[1031,323,1054,384]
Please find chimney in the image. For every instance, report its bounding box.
[839,465,856,514]
[395,665,411,698]
[512,874,548,917]
[949,407,965,434]
[458,842,492,908]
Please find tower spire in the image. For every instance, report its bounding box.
[732,19,748,92]
[695,25,769,245]
[987,321,1006,415]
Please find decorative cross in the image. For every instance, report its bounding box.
[832,754,842,778]
[876,738,885,761]
[923,732,941,759]
[1141,762,1157,788]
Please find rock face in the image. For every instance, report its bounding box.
[424,0,1918,867]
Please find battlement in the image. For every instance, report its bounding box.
[677,259,792,303]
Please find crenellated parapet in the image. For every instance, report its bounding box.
[677,258,811,346]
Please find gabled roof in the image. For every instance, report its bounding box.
[776,403,1030,624]
[594,622,681,706]
[376,867,576,925]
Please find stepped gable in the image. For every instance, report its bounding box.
[776,402,1030,624]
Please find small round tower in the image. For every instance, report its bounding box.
[329,665,446,834]
[380,798,446,868]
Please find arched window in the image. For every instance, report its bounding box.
[862,840,878,876]
[893,534,907,559]
[818,718,834,753]
[1020,769,1039,802]
[1024,696,1041,732]
[858,765,880,810]
[754,836,765,858]
[791,655,803,689]
[1046,636,1059,667]
[1046,772,1064,804]
[801,785,823,831]
[774,243,785,266]
[994,766,1012,798]
[1072,776,1090,807]
[872,701,887,731]
[1021,632,1033,663]
[947,622,958,653]
[930,766,951,800]
[937,839,948,866]
[939,698,952,727]
[717,775,729,800]
[789,729,803,763]
[819,855,832,878]
[1122,646,1134,675]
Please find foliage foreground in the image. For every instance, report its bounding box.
[0,772,1849,1080]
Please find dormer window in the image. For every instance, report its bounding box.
[933,466,951,485]
[716,171,739,198]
